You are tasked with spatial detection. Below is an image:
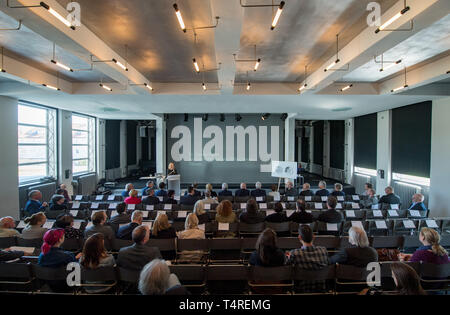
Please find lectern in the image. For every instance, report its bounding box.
[167,175,181,197]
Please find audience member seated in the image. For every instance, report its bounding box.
[0,216,20,237]
[249,228,285,266]
[289,200,314,224]
[151,213,177,239]
[317,196,343,223]
[284,181,297,197]
[55,214,83,239]
[408,193,427,211]
[268,184,280,200]
[399,228,449,264]
[287,225,330,293]
[315,181,330,197]
[49,194,67,211]
[38,229,78,267]
[218,183,232,197]
[109,202,131,225]
[79,233,115,293]
[24,190,48,216]
[251,182,267,198]
[330,227,378,267]
[139,259,189,295]
[142,189,160,206]
[363,183,373,196]
[215,200,237,238]
[361,189,378,209]
[180,186,200,206]
[204,183,217,198]
[190,183,202,198]
[299,183,314,197]
[21,212,48,239]
[176,214,205,262]
[379,186,401,206]
[193,200,210,225]
[331,183,345,197]
[124,189,142,205]
[265,202,288,223]
[121,183,134,198]
[202,191,218,205]
[239,199,265,224]
[390,262,426,295]
[117,225,162,271]
[0,248,29,262]
[117,211,143,240]
[58,184,71,203]
[155,182,168,198]
[84,211,114,241]
[141,181,155,197]
[164,190,178,204]
[235,183,250,197]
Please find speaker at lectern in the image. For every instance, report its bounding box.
[167,175,181,197]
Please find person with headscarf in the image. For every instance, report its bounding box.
[38,229,78,268]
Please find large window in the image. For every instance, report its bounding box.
[72,114,96,175]
[18,103,57,183]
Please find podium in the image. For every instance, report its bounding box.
[167,175,181,197]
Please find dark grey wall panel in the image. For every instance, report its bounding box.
[127,121,137,166]
[313,121,324,165]
[329,120,345,170]
[105,120,120,169]
[354,113,377,170]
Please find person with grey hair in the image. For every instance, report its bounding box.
[284,181,297,197]
[235,183,250,197]
[331,183,345,197]
[361,189,378,209]
[0,216,20,238]
[408,193,427,211]
[141,180,155,196]
[121,183,134,198]
[251,181,266,198]
[330,226,378,267]
[219,183,232,196]
[315,181,330,197]
[24,190,48,216]
[379,186,401,206]
[299,183,314,197]
[139,259,189,295]
[117,210,143,240]
[202,190,218,205]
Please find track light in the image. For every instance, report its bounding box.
[0,69,5,73]
[262,113,270,121]
[235,114,242,122]
[220,114,225,122]
[246,82,251,91]
[192,58,200,73]
[375,6,410,33]
[280,113,288,121]
[40,2,75,30]
[340,84,353,92]
[202,82,207,91]
[51,59,73,72]
[144,83,153,91]
[391,85,408,93]
[173,3,186,32]
[254,58,261,71]
[324,59,340,72]
[271,1,285,30]
[42,84,60,91]
[380,60,402,72]
[99,83,112,92]
[112,58,128,71]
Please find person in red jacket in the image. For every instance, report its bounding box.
[124,189,142,205]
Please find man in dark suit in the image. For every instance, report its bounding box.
[317,196,342,223]
[218,183,233,196]
[117,225,162,271]
[116,210,143,240]
[164,190,178,204]
[180,186,200,206]
[284,181,297,197]
[408,193,427,210]
[299,183,314,197]
[251,182,266,198]
[235,183,250,197]
[141,189,160,205]
[108,202,131,225]
[379,186,401,206]
[315,181,330,197]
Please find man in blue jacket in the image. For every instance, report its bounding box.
[24,190,47,216]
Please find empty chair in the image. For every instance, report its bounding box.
[313,236,341,251]
[147,238,177,260]
[247,265,293,294]
[0,262,34,293]
[32,264,75,294]
[79,266,118,294]
[386,209,407,219]
[265,221,290,235]
[206,264,248,294]
[419,263,450,293]
[176,239,209,263]
[372,236,403,249]
[208,238,241,263]
[418,219,441,233]
[169,264,207,293]
[240,237,258,262]
[402,235,422,253]
[16,237,43,249]
[342,221,369,235]
[407,209,428,219]
[239,222,265,237]
[317,221,342,236]
[393,219,418,236]
[441,219,450,235]
[366,210,386,220]
[277,237,301,251]
[0,237,16,249]
[343,210,365,221]
[335,264,373,294]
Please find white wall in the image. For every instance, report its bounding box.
[156,117,166,174]
[344,119,354,184]
[429,97,450,217]
[284,117,295,162]
[376,110,392,191]
[322,121,330,177]
[97,119,106,180]
[58,110,73,195]
[119,120,127,177]
[0,96,19,219]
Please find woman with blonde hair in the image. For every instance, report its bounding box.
[21,212,48,239]
[399,227,449,264]
[193,200,210,224]
[204,183,217,198]
[177,213,205,262]
[152,213,176,239]
[124,189,142,205]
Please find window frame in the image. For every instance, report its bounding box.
[72,113,96,176]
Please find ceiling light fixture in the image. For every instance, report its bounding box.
[324,35,348,72]
[173,3,186,32]
[40,2,75,30]
[235,114,242,122]
[240,0,285,30]
[144,83,153,91]
[42,84,60,91]
[254,58,261,71]
[233,45,261,72]
[51,59,73,72]
[271,1,285,30]
[262,113,270,121]
[340,84,353,92]
[246,82,251,91]
[112,58,128,71]
[298,84,307,93]
[381,60,402,72]
[202,82,207,91]
[375,2,410,34]
[391,67,409,93]
[99,83,112,92]
[0,47,5,73]
[193,58,200,73]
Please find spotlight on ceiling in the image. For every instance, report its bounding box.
[184,114,188,122]
[280,113,288,121]
[173,3,186,32]
[220,114,225,122]
[235,114,242,122]
[261,113,270,121]
[202,114,208,121]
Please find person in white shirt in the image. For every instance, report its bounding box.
[268,184,280,200]
[0,217,20,238]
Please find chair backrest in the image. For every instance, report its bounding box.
[113,239,134,251]
[335,264,371,281]
[277,237,301,250]
[118,267,140,283]
[80,266,117,282]
[265,221,290,233]
[420,263,450,279]
[402,235,421,250]
[293,265,336,281]
[313,236,340,249]
[0,237,17,249]
[17,238,43,248]
[240,237,257,251]
[32,264,70,281]
[169,265,206,282]
[61,238,82,251]
[209,238,241,251]
[371,236,403,249]
[380,261,420,278]
[239,222,265,234]
[147,238,176,252]
[206,265,248,281]
[0,262,33,280]
[248,265,292,282]
[177,239,209,252]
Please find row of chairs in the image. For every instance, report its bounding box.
[0,261,448,295]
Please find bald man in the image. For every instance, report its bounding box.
[408,194,427,211]
[0,217,20,238]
